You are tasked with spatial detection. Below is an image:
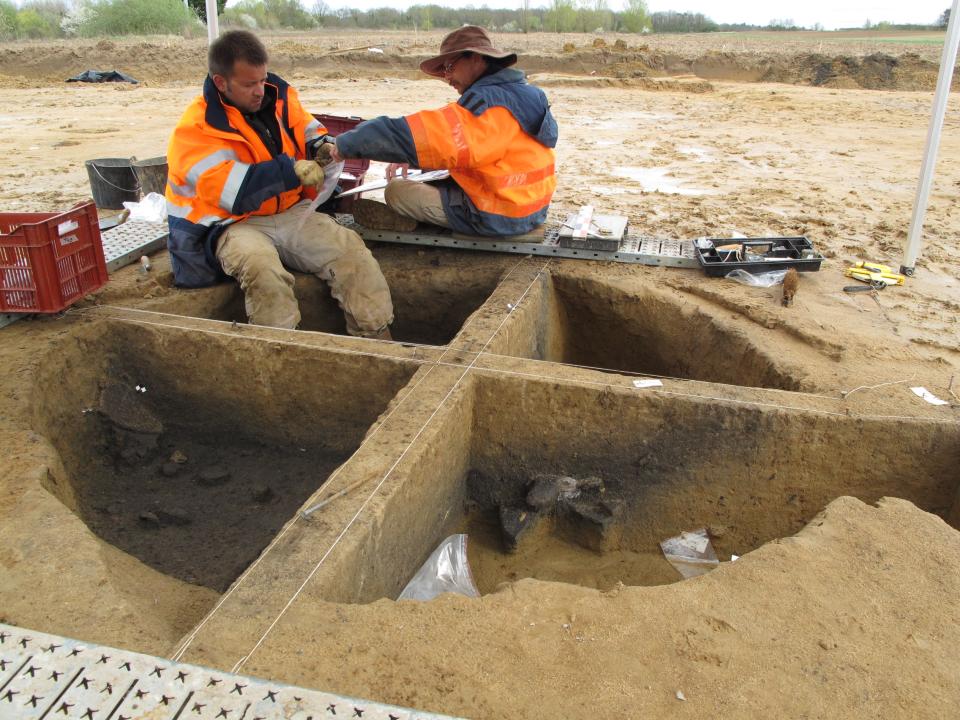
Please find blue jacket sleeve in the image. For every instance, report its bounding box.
[231,154,301,215]
[335,116,418,166]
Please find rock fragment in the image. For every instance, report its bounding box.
[197,465,231,486]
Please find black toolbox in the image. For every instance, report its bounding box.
[694,237,824,277]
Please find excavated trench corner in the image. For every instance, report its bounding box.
[29,319,419,593]
[316,369,959,601]
[202,249,509,346]
[492,270,802,390]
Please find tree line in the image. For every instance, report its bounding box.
[0,0,952,41]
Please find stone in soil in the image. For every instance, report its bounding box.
[138,511,161,528]
[499,505,542,552]
[98,383,163,435]
[252,485,275,503]
[155,508,192,526]
[197,465,231,486]
[526,474,566,510]
[557,493,624,553]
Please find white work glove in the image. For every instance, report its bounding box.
[294,159,324,188]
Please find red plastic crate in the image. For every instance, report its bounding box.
[313,113,371,211]
[0,202,108,313]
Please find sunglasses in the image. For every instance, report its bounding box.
[441,52,473,75]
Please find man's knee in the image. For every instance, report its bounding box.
[383,180,448,227]
[240,246,290,279]
[383,180,407,207]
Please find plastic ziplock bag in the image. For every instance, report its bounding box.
[291,160,346,238]
[122,192,167,222]
[660,528,719,579]
[725,268,789,287]
[398,534,481,601]
[316,159,345,205]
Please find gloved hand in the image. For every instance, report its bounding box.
[294,159,324,188]
[315,141,336,166]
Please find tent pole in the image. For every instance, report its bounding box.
[902,0,960,276]
[206,0,219,44]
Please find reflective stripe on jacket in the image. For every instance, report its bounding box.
[165,73,326,287]
[336,68,558,236]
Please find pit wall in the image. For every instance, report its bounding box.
[11,315,426,653]
[30,318,421,490]
[1,322,216,655]
[469,369,960,556]
[486,268,804,390]
[300,365,478,604]
[106,247,516,347]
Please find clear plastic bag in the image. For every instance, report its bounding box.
[398,534,480,601]
[316,160,345,205]
[291,160,346,238]
[725,268,788,287]
[122,192,167,222]
[660,528,719,579]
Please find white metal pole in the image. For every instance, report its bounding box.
[901,0,960,275]
[206,0,219,44]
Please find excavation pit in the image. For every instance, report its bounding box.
[499,271,802,389]
[341,371,959,601]
[30,319,419,592]
[207,249,509,346]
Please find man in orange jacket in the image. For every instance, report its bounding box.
[330,26,558,237]
[166,30,393,337]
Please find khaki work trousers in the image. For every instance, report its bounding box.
[384,179,452,228]
[216,200,393,336]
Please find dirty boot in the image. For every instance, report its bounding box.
[352,199,418,232]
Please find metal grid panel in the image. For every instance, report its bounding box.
[0,624,455,720]
[342,219,699,269]
[100,221,168,272]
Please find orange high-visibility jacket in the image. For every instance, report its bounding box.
[336,68,558,236]
[165,73,326,287]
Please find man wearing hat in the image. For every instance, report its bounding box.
[329,25,559,237]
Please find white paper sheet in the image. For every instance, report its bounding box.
[336,169,451,198]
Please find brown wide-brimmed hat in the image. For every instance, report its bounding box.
[419,25,517,78]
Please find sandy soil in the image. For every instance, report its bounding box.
[1,30,960,719]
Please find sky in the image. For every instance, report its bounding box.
[310,0,950,31]
[643,0,948,29]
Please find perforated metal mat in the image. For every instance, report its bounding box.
[0,624,454,720]
[343,219,699,268]
[100,221,168,273]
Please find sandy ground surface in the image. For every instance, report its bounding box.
[1,31,960,718]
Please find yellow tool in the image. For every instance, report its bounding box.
[844,261,905,286]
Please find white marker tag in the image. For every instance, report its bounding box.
[911,387,948,406]
[633,379,663,389]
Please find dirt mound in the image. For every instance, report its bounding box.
[0,34,955,91]
[532,73,713,93]
[0,38,207,86]
[765,51,955,91]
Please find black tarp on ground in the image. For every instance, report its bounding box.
[67,70,138,84]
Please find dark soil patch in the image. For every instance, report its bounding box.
[82,422,344,592]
